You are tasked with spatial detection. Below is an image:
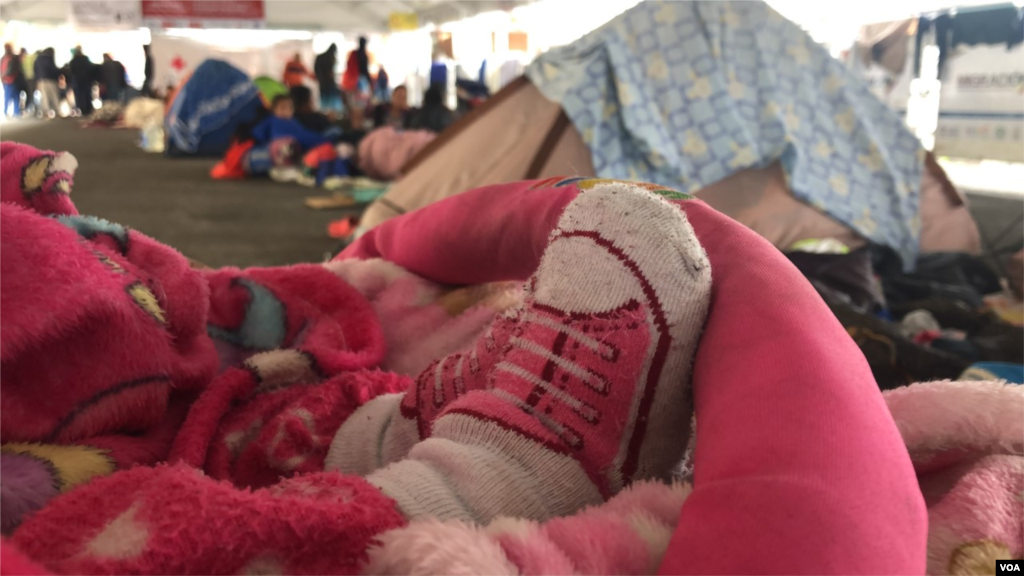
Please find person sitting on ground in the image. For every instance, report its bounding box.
[372,84,411,129]
[289,85,333,134]
[405,84,453,134]
[251,94,330,168]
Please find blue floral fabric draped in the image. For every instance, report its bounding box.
[527,1,924,267]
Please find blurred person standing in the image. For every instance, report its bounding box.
[99,53,127,103]
[20,48,36,115]
[142,44,154,97]
[2,43,25,118]
[375,65,389,102]
[341,37,371,99]
[33,48,59,118]
[68,46,95,116]
[314,43,341,112]
[282,53,313,88]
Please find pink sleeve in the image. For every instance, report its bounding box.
[338,181,577,285]
[660,201,926,575]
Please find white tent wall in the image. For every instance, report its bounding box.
[149,34,314,91]
[0,1,534,33]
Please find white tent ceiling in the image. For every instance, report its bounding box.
[8,0,1024,37]
[0,0,533,32]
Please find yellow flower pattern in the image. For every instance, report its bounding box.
[815,139,833,159]
[829,174,850,197]
[857,146,885,172]
[128,282,167,325]
[834,108,856,134]
[728,142,758,168]
[784,104,800,131]
[655,2,678,24]
[682,129,709,156]
[854,208,878,236]
[823,73,844,95]
[686,74,713,100]
[787,42,810,65]
[647,52,669,81]
[728,71,746,99]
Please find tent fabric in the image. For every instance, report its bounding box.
[253,76,289,108]
[359,77,979,259]
[526,1,925,268]
[165,60,263,157]
[357,76,979,259]
[694,162,866,252]
[358,79,593,231]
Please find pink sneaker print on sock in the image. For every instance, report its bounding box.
[357,183,711,522]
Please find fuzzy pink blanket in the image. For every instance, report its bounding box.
[357,126,435,181]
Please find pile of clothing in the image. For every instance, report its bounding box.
[213,115,437,188]
[787,242,1023,389]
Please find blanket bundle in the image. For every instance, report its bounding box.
[0,144,515,531]
[0,141,1017,575]
[357,126,435,181]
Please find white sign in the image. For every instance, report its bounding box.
[71,0,143,30]
[935,43,1024,162]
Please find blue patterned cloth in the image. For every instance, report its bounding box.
[527,1,925,267]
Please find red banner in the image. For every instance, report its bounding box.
[141,1,264,22]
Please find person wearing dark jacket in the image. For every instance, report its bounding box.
[142,45,154,97]
[2,43,24,117]
[68,47,95,116]
[405,84,453,134]
[99,53,127,103]
[289,85,332,134]
[33,48,59,117]
[313,44,340,113]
